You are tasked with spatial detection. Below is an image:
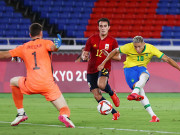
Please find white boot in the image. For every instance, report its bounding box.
[11,112,28,126]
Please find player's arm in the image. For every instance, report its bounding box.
[0,51,12,59]
[97,48,120,71]
[75,55,81,62]
[161,54,180,71]
[102,49,121,61]
[51,44,58,52]
[51,34,62,52]
[82,51,89,61]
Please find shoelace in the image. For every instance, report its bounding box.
[16,112,26,117]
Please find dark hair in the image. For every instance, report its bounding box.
[98,18,110,26]
[29,23,43,37]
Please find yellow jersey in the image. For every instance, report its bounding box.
[119,43,164,68]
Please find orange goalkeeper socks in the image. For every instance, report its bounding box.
[59,106,70,117]
[11,86,23,109]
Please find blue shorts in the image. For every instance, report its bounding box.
[87,69,109,91]
[124,66,150,90]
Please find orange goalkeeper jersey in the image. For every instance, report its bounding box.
[9,38,56,92]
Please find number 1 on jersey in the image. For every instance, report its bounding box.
[32,52,40,70]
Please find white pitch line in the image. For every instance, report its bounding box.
[0,121,180,134]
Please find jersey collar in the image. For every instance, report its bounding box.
[99,34,108,40]
[32,38,41,41]
[141,44,146,53]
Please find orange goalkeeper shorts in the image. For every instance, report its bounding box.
[18,77,61,101]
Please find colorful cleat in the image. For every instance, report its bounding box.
[110,90,120,107]
[11,112,28,126]
[58,115,75,128]
[127,93,144,101]
[112,111,120,120]
[150,115,160,122]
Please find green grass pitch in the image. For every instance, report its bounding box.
[0,93,180,135]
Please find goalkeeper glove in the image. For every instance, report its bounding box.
[54,34,62,48]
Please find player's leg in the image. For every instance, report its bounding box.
[98,76,113,96]
[91,88,104,101]
[88,72,120,120]
[124,67,159,122]
[125,67,146,101]
[10,76,24,109]
[10,76,28,126]
[87,72,105,101]
[140,88,160,122]
[128,72,149,101]
[132,72,149,94]
[51,95,75,128]
[97,69,120,107]
[45,84,75,128]
[91,88,120,120]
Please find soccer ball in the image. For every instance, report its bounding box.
[97,100,113,115]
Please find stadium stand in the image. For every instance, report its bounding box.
[0,1,49,38]
[0,0,180,51]
[0,1,29,38]
[23,0,95,38]
[87,0,180,40]
[0,0,50,45]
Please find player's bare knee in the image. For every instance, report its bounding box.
[10,76,22,87]
[98,84,106,90]
[10,77,17,86]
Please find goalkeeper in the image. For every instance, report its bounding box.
[0,23,75,128]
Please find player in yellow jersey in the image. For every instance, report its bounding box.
[0,23,75,128]
[98,36,180,122]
